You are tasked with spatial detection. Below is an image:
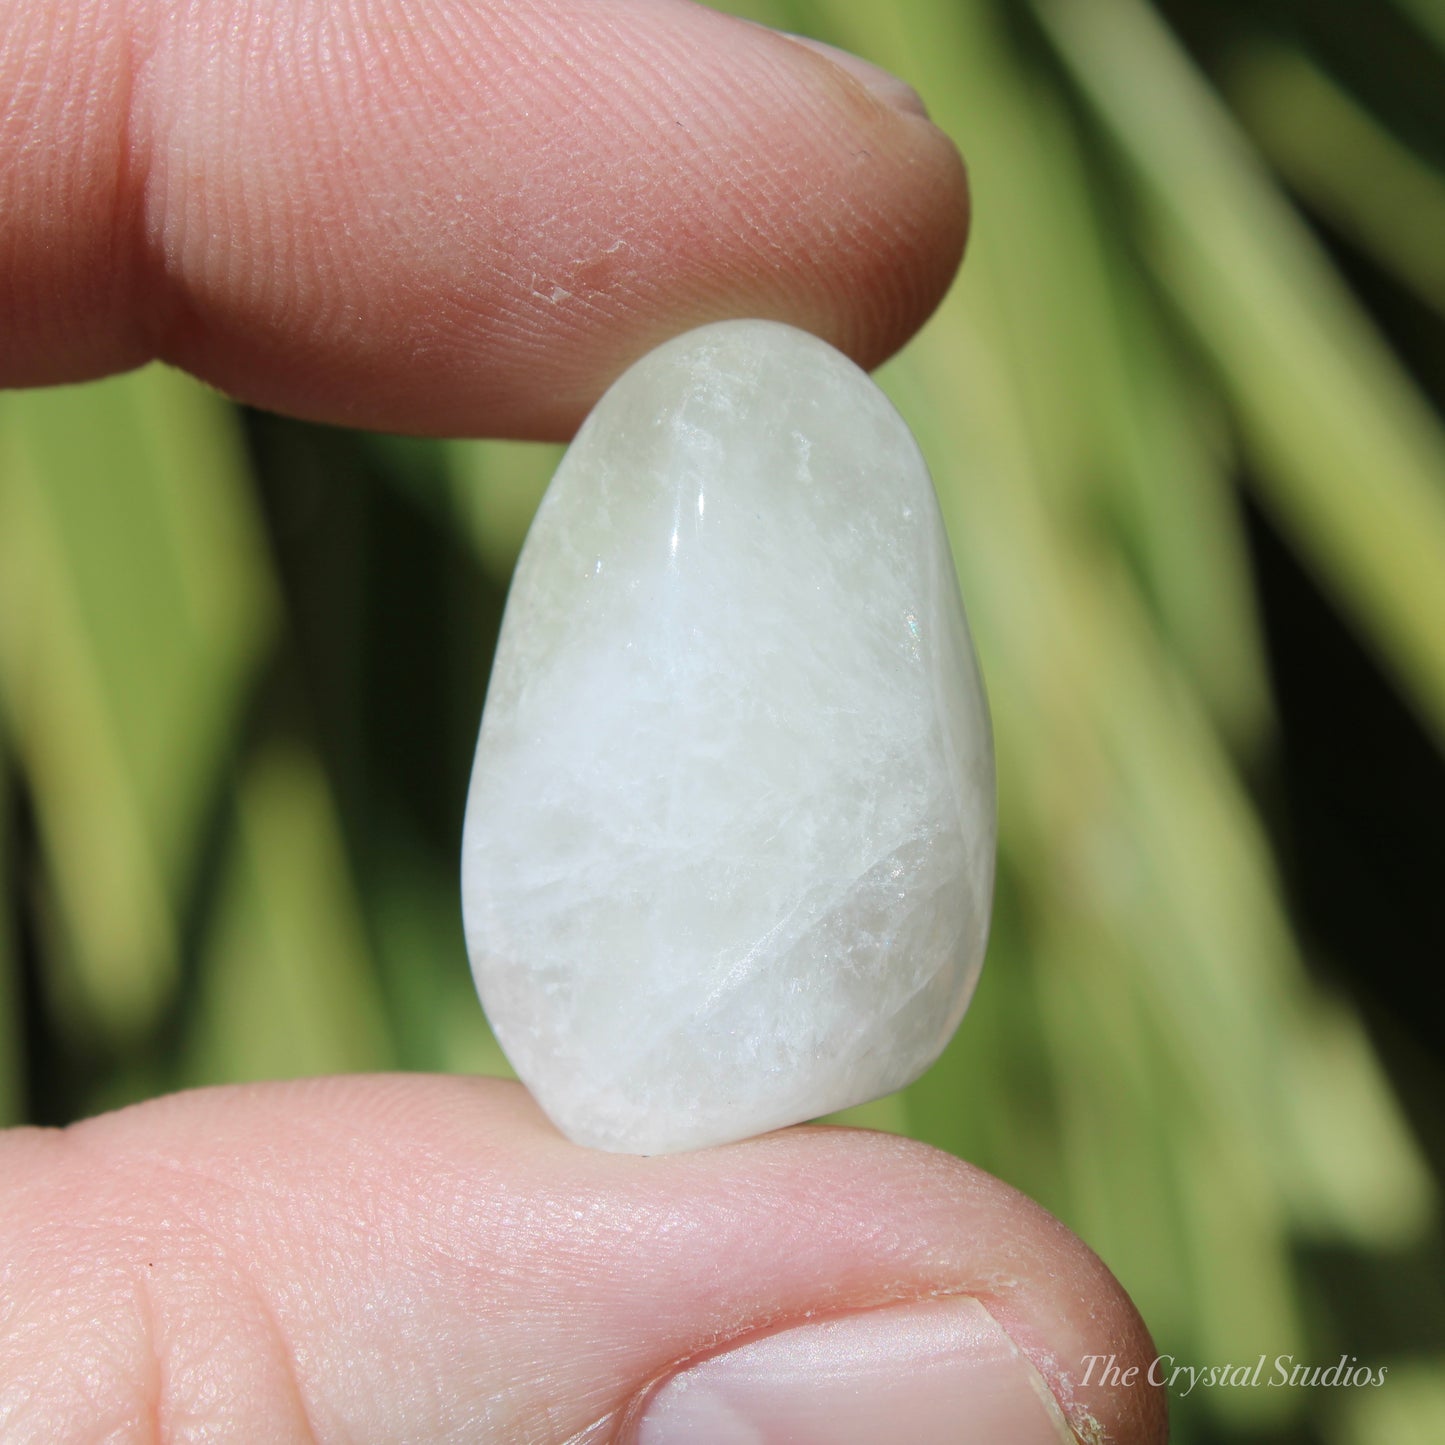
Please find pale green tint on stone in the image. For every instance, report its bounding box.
[462,320,995,1153]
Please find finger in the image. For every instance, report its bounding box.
[0,0,968,438]
[1,1076,1166,1443]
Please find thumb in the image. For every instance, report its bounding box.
[1,1075,1166,1442]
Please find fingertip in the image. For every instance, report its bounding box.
[2,0,969,434]
[414,1091,1162,1442]
[624,1122,1167,1445]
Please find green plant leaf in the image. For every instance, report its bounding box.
[0,368,276,1044]
[1230,43,1445,318]
[184,744,393,1083]
[1036,0,1445,752]
[0,743,19,1126]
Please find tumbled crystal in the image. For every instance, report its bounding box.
[462,319,995,1153]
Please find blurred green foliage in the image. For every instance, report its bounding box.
[2,0,1443,1440]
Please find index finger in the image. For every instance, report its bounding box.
[0,0,967,437]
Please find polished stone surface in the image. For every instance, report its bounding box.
[462,320,995,1153]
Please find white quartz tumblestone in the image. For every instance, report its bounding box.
[461,319,995,1154]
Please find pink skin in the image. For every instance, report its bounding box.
[2,1078,1166,1441]
[2,0,965,436]
[1,2,1166,1439]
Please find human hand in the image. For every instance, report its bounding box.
[1,2,1166,1440]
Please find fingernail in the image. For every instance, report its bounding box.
[634,1296,1078,1444]
[780,34,931,120]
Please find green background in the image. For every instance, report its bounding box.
[3,1,1443,1440]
